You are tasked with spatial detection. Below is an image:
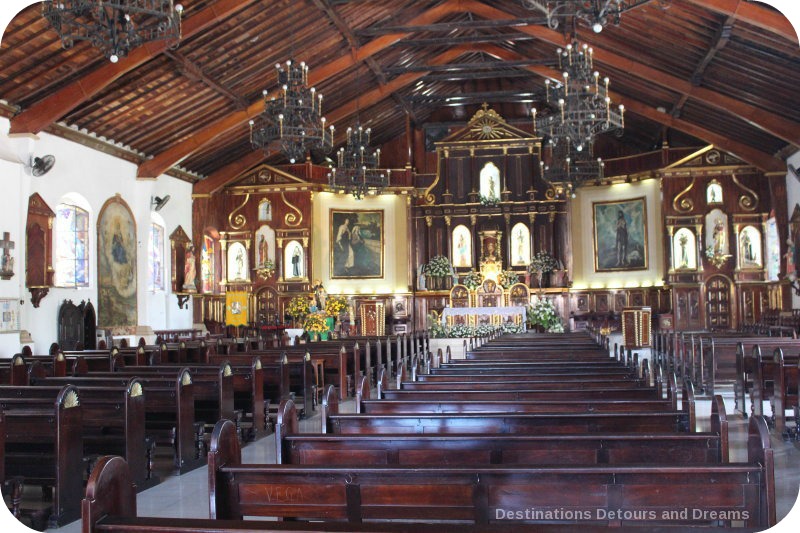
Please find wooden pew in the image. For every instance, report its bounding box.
[323,379,696,435]
[771,347,799,438]
[21,377,155,490]
[85,456,649,533]
[741,343,800,421]
[32,370,203,473]
[0,354,28,385]
[207,417,775,528]
[276,395,728,466]
[0,384,83,528]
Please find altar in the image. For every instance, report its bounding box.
[441,305,526,329]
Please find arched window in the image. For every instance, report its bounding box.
[510,223,531,266]
[148,213,166,291]
[54,199,90,287]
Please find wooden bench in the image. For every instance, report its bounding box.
[21,377,155,490]
[0,354,28,385]
[739,343,800,420]
[84,456,616,533]
[772,347,800,438]
[276,395,727,467]
[0,384,83,528]
[32,370,203,473]
[323,379,696,435]
[206,417,775,528]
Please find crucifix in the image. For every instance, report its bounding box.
[0,232,15,279]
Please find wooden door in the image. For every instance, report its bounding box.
[255,287,278,323]
[706,276,732,330]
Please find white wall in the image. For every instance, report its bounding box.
[0,118,193,356]
[570,178,665,290]
[787,150,800,308]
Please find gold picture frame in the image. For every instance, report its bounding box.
[592,197,648,272]
[330,209,384,279]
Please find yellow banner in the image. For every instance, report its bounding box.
[225,291,249,327]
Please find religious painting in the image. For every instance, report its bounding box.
[705,209,729,256]
[227,241,249,282]
[595,294,609,314]
[614,292,627,312]
[97,196,137,327]
[738,225,762,269]
[672,227,697,270]
[706,179,723,205]
[330,210,384,279]
[510,223,531,267]
[766,217,780,281]
[393,296,408,318]
[592,197,648,272]
[255,225,276,268]
[258,199,272,222]
[479,162,500,202]
[284,240,305,279]
[452,225,472,268]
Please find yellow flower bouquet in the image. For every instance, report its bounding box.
[324,295,347,317]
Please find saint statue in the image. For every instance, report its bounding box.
[183,244,197,292]
[712,219,726,255]
[258,234,269,267]
[456,233,468,266]
[291,245,302,277]
[615,210,628,266]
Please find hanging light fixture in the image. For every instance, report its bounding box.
[249,59,334,164]
[42,1,183,63]
[532,41,623,191]
[540,146,606,198]
[520,1,663,33]
[328,124,390,200]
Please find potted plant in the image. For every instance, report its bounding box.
[303,311,329,341]
[498,269,520,289]
[462,270,483,290]
[424,255,453,291]
[527,299,563,333]
[528,251,558,288]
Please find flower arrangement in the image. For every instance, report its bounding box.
[528,251,559,274]
[255,259,276,280]
[479,194,499,206]
[462,270,483,290]
[501,322,525,334]
[286,295,311,320]
[499,269,520,289]
[527,299,562,332]
[704,245,731,268]
[424,255,452,277]
[324,295,347,317]
[303,311,329,335]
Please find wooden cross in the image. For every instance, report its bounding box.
[0,232,14,277]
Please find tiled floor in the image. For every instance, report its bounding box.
[2,388,798,533]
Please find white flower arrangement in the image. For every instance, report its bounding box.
[527,299,563,332]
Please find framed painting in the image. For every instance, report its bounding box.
[592,197,648,272]
[330,209,384,279]
[97,195,137,327]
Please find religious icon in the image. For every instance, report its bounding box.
[183,244,197,292]
[452,225,471,268]
[258,200,272,221]
[738,226,762,268]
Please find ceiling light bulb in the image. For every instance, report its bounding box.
[593,22,604,33]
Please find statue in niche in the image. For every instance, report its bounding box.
[258,234,269,267]
[183,244,197,292]
[679,233,689,268]
[713,219,726,255]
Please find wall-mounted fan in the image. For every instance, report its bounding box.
[151,195,171,211]
[30,155,55,176]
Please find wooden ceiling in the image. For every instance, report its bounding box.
[0,0,797,190]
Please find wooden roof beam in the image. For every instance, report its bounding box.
[193,46,470,196]
[8,0,251,136]
[681,0,798,43]
[164,50,248,110]
[464,0,800,148]
[143,0,465,179]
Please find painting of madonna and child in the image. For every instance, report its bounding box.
[593,197,648,272]
[331,209,384,279]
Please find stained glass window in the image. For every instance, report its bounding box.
[54,204,89,287]
[149,223,165,291]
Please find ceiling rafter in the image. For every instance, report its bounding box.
[680,0,798,43]
[463,0,799,148]
[193,45,473,195]
[8,0,251,136]
[141,0,466,179]
[163,50,248,110]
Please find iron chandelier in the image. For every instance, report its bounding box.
[521,1,663,33]
[42,1,183,63]
[328,124,390,200]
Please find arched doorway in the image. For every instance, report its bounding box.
[705,275,732,329]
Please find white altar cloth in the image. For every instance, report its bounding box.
[441,306,526,328]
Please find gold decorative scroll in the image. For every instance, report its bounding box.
[281,192,303,227]
[64,390,80,408]
[228,193,250,230]
[732,174,758,212]
[672,176,696,213]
